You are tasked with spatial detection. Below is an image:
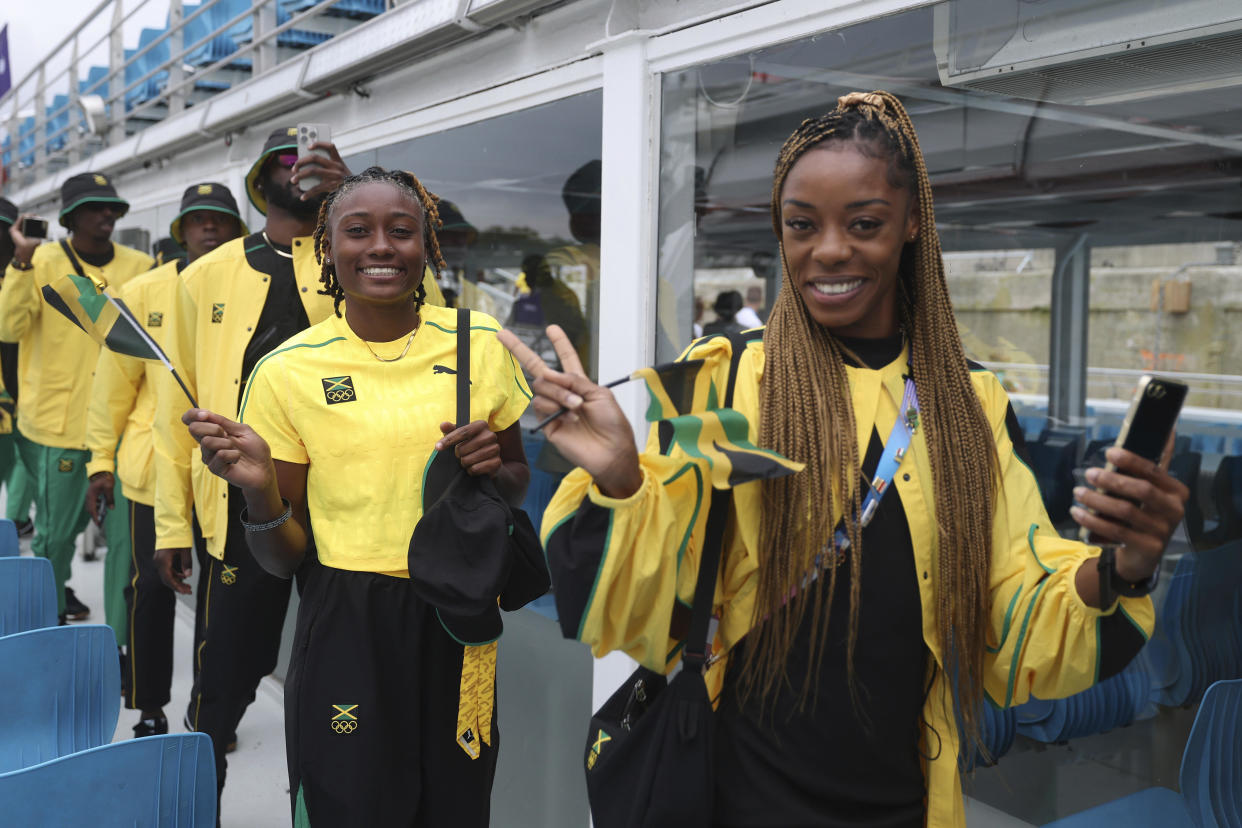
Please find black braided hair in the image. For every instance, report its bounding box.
[312,166,447,317]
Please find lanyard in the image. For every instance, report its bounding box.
[804,376,920,587]
[712,375,921,660]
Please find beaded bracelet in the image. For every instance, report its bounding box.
[239,498,293,533]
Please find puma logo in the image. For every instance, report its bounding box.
[432,365,457,375]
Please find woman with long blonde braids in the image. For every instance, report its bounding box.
[502,92,1188,826]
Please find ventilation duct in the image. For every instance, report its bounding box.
[933,0,1242,106]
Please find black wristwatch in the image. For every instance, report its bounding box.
[1096,545,1158,608]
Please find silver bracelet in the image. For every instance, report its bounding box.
[239,498,292,532]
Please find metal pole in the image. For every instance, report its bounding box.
[168,0,186,112]
[1048,233,1090,428]
[109,0,126,145]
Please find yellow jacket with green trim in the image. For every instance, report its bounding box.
[541,333,1154,828]
[152,235,444,559]
[0,242,153,449]
[84,260,183,506]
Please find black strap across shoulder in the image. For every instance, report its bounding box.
[682,328,753,673]
[59,240,88,280]
[456,307,471,428]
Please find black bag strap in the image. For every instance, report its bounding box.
[456,307,470,428]
[59,240,88,280]
[681,329,752,674]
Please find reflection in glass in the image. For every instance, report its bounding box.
[347,91,603,562]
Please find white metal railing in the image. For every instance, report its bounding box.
[981,361,1242,413]
[0,0,394,189]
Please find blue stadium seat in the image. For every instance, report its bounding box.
[0,519,19,557]
[1207,456,1241,545]
[281,0,385,18]
[0,557,57,636]
[0,625,120,773]
[45,95,71,151]
[0,734,216,826]
[1041,678,1242,826]
[1180,678,1242,826]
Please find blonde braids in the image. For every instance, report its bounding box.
[745,91,999,758]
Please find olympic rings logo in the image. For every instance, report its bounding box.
[331,720,357,734]
[326,389,354,402]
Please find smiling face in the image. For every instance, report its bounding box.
[779,143,919,338]
[324,181,426,308]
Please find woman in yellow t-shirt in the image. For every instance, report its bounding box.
[181,168,531,826]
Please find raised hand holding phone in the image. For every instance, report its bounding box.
[1071,376,1191,605]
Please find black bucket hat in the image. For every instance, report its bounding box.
[245,127,299,216]
[0,198,17,228]
[409,449,550,646]
[59,172,130,227]
[169,182,249,246]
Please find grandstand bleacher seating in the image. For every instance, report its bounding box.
[0,733,216,826]
[0,557,57,636]
[0,625,120,773]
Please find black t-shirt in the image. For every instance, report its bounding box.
[239,232,311,393]
[712,333,929,828]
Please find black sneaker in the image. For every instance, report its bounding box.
[63,587,90,621]
[14,519,33,538]
[133,713,169,739]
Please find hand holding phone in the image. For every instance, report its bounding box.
[1077,375,1188,544]
[295,123,332,192]
[19,216,48,239]
[1071,376,1192,598]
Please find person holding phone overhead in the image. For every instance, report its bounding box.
[1,174,154,625]
[501,92,1190,827]
[180,166,533,826]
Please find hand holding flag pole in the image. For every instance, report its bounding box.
[40,272,198,407]
[502,326,803,490]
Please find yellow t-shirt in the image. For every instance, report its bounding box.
[239,304,531,576]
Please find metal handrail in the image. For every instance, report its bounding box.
[1,0,364,181]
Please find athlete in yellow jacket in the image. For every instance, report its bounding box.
[85,182,247,739]
[500,93,1189,828]
[0,173,153,620]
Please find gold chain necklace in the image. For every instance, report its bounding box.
[362,324,419,363]
[261,230,294,260]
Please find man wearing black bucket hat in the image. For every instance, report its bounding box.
[86,182,246,741]
[1,173,153,623]
[0,199,27,536]
[150,131,443,808]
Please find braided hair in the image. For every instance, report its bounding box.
[312,166,448,316]
[741,91,1000,759]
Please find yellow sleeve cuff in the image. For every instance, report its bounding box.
[85,459,115,478]
[585,464,653,510]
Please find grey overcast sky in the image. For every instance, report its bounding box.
[4,0,166,102]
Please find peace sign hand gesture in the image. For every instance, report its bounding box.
[182,408,277,493]
[497,325,643,499]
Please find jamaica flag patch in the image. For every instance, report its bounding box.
[322,376,356,405]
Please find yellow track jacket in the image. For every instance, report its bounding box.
[85,260,183,506]
[541,333,1155,828]
[153,235,444,559]
[0,242,154,449]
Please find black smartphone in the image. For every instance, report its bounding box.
[95,491,109,527]
[1079,375,1188,542]
[19,216,49,239]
